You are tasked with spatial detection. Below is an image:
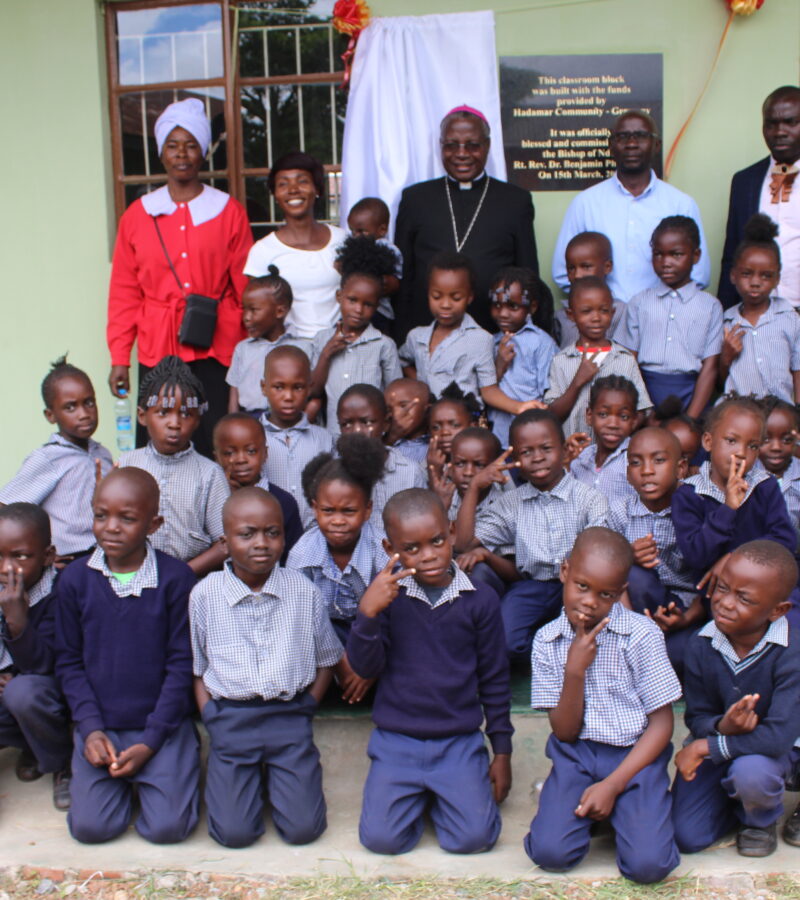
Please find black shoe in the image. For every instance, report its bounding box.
[737,823,777,857]
[15,749,42,783]
[783,803,800,846]
[52,768,71,811]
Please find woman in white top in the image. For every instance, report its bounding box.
[244,152,346,339]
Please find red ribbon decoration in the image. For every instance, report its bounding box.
[333,0,371,89]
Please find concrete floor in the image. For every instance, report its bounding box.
[2,714,800,881]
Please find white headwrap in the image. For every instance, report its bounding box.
[154,98,211,157]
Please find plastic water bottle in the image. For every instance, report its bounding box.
[114,389,134,452]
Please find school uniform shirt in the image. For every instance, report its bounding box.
[474,473,608,581]
[310,323,402,432]
[390,435,429,466]
[0,435,113,556]
[119,443,228,561]
[0,566,58,673]
[551,171,710,302]
[684,617,800,763]
[56,546,196,752]
[532,603,682,747]
[347,564,513,754]
[489,319,558,446]
[617,281,723,374]
[244,226,348,340]
[544,341,651,442]
[398,314,496,403]
[605,495,697,609]
[754,458,800,552]
[570,438,636,506]
[286,522,388,621]
[448,481,509,523]
[225,331,309,412]
[375,238,403,322]
[107,184,252,368]
[260,414,335,528]
[189,561,343,701]
[371,447,428,531]
[721,298,800,402]
[671,462,796,575]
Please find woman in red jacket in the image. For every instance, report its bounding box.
[107,98,253,456]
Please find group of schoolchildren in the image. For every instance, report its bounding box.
[1,192,800,884]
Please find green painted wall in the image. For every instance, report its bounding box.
[1,0,798,481]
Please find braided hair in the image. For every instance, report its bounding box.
[138,355,207,413]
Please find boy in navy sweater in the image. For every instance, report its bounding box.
[56,468,199,844]
[347,488,512,855]
[672,541,800,858]
[0,503,72,809]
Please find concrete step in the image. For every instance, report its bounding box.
[1,710,800,881]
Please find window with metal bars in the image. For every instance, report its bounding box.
[105,0,348,237]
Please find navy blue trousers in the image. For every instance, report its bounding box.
[526,735,679,884]
[501,579,562,661]
[672,749,800,853]
[202,694,326,848]
[359,728,501,855]
[626,565,703,681]
[68,719,200,844]
[641,369,698,414]
[0,674,72,772]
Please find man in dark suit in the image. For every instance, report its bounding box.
[394,106,539,337]
[719,86,800,309]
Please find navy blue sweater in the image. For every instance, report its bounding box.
[55,551,195,752]
[683,625,800,765]
[346,579,513,754]
[1,581,58,675]
[671,478,795,575]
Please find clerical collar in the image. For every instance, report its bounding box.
[446,171,487,191]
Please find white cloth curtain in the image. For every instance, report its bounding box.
[339,11,506,239]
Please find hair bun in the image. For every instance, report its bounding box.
[267,264,280,277]
[743,213,779,243]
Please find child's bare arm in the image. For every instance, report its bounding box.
[188,540,227,577]
[308,666,333,703]
[480,384,546,416]
[457,546,520,583]
[687,355,719,420]
[309,325,350,398]
[193,675,212,713]
[576,704,673,820]
[548,351,599,422]
[227,386,240,414]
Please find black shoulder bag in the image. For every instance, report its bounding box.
[153,217,220,349]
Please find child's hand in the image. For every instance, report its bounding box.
[631,534,659,569]
[697,553,731,599]
[456,546,491,573]
[428,462,455,510]
[0,564,29,637]
[489,753,512,804]
[470,448,519,493]
[516,399,548,414]
[564,432,592,466]
[495,333,516,380]
[359,556,416,618]
[388,396,421,441]
[566,613,609,675]
[721,324,745,367]
[675,738,709,782]
[84,731,118,768]
[575,778,620,821]
[573,349,601,388]
[426,435,447,478]
[645,602,685,633]
[724,456,748,510]
[718,693,760,735]
[0,673,13,699]
[335,653,375,705]
[323,322,353,358]
[110,743,154,778]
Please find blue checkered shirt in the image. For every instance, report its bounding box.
[606,494,697,608]
[475,473,608,580]
[190,561,343,701]
[0,565,57,671]
[570,438,636,506]
[397,563,474,610]
[398,313,496,403]
[448,481,509,523]
[756,457,800,551]
[311,323,402,433]
[286,521,388,621]
[617,281,723,373]
[544,342,652,442]
[86,542,160,597]
[371,447,428,533]
[722,298,800,402]
[226,331,309,412]
[119,443,228,561]
[685,461,771,506]
[489,319,558,446]
[0,435,113,555]
[260,414,334,528]
[532,603,682,747]
[391,435,430,466]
